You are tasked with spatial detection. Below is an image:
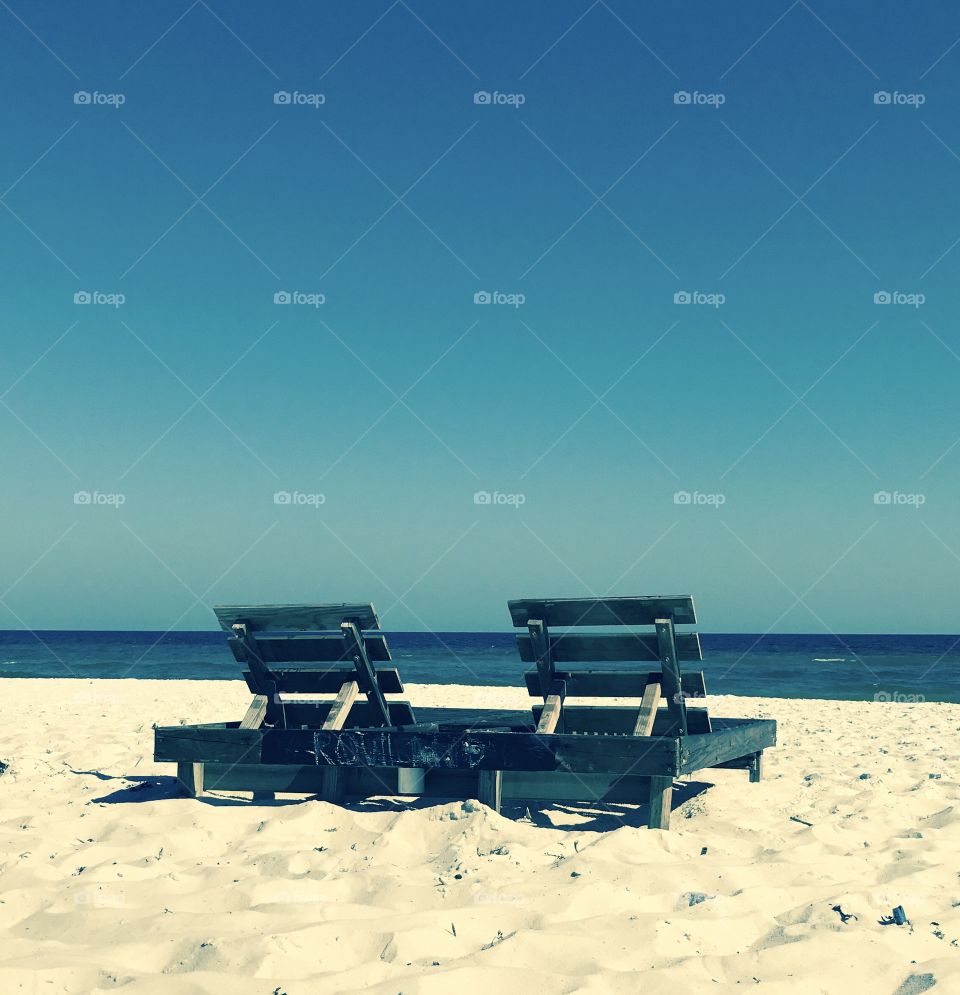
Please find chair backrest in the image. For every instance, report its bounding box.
[213,603,412,728]
[508,596,709,736]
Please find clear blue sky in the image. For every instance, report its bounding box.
[2,1,960,632]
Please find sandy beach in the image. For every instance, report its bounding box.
[0,678,956,994]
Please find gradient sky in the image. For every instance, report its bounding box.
[2,1,960,632]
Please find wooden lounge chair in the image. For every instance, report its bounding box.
[158,603,421,800]
[154,596,775,829]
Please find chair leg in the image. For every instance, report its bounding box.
[647,775,673,830]
[477,770,502,813]
[177,762,204,798]
[749,752,763,783]
[319,767,346,805]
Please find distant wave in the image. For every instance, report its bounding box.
[813,657,846,663]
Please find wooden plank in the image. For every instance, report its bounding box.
[524,669,706,699]
[214,603,379,632]
[287,728,680,774]
[655,618,687,736]
[536,694,562,734]
[270,700,416,729]
[647,775,673,829]
[477,770,502,812]
[239,694,269,730]
[177,761,204,797]
[341,622,392,726]
[229,633,391,664]
[517,631,701,663]
[321,681,360,731]
[633,682,661,736]
[678,719,777,775]
[531,704,711,736]
[750,752,763,783]
[242,667,402,695]
[508,596,696,628]
[527,619,553,696]
[231,624,279,702]
[155,726,263,764]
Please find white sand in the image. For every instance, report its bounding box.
[0,679,957,994]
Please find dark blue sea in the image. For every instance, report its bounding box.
[0,631,958,702]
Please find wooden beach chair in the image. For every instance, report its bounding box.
[154,596,775,829]
[159,603,420,801]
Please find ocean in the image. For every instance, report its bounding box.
[0,631,957,702]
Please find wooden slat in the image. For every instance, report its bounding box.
[291,728,681,774]
[214,603,379,632]
[655,618,687,736]
[536,694,562,734]
[228,633,391,664]
[527,619,553,696]
[508,596,696,628]
[231,624,278,701]
[321,681,359,731]
[531,704,711,736]
[239,694,269,730]
[523,669,706,698]
[633,682,661,736]
[275,700,415,729]
[155,726,263,764]
[243,667,403,695]
[516,632,702,663]
[341,622,392,726]
[678,719,777,774]
[177,762,204,797]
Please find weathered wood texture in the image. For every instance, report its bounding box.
[655,618,687,735]
[508,596,696,628]
[678,719,777,774]
[517,631,702,662]
[229,633,392,664]
[477,770,502,811]
[304,728,682,774]
[647,775,673,830]
[531,704,711,736]
[242,667,402,695]
[523,670,707,698]
[239,694,269,730]
[214,603,380,632]
[177,761,204,797]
